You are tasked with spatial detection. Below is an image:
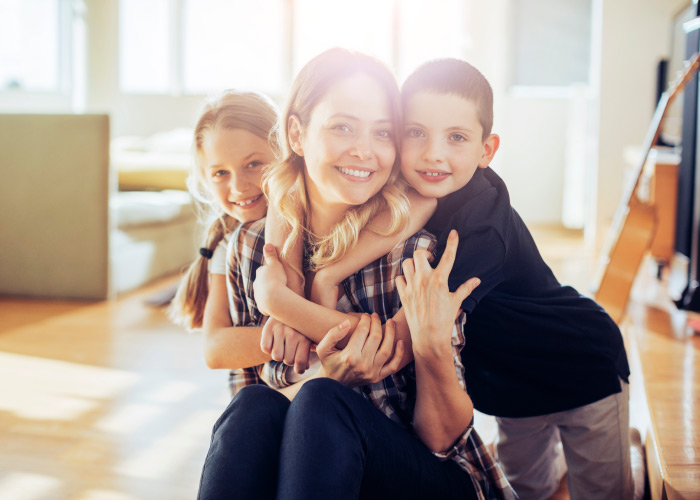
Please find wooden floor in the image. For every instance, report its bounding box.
[0,225,593,500]
[0,278,228,500]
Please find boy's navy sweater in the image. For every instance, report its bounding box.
[425,167,630,418]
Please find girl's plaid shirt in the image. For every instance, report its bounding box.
[224,218,517,500]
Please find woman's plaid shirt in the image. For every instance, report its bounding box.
[225,218,517,500]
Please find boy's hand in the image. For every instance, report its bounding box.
[396,230,480,360]
[316,313,404,386]
[260,317,311,374]
[253,244,288,316]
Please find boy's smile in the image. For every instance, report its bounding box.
[400,91,499,199]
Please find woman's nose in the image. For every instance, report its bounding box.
[351,134,373,161]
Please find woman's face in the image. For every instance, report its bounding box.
[202,127,273,223]
[295,73,396,214]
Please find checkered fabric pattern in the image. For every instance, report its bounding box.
[226,217,517,500]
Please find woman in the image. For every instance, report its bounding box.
[197,48,514,500]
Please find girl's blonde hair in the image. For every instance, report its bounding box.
[263,48,410,275]
[169,90,280,329]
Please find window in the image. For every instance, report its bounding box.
[119,0,172,94]
[0,0,61,91]
[292,0,394,75]
[118,0,476,95]
[395,0,470,82]
[511,0,592,87]
[182,0,286,95]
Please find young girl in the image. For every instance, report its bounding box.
[168,89,287,395]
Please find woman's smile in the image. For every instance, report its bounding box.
[335,165,375,181]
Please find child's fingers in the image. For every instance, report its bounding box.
[454,277,481,304]
[435,229,459,276]
[294,339,311,374]
[260,321,274,354]
[316,319,350,359]
[270,324,286,362]
[283,332,298,366]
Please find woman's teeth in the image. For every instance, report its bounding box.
[422,171,446,176]
[338,166,371,178]
[233,194,262,206]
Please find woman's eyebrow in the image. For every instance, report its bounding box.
[329,113,392,125]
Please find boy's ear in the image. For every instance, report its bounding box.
[478,133,500,168]
[287,115,304,157]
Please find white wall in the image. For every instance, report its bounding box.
[594,0,688,244]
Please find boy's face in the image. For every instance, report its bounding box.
[401,91,499,199]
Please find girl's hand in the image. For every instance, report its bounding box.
[253,244,288,316]
[316,314,404,386]
[395,230,480,360]
[260,317,312,374]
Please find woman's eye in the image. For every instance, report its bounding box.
[450,133,467,142]
[213,170,229,178]
[375,129,392,139]
[246,161,263,169]
[332,124,351,133]
[405,128,424,139]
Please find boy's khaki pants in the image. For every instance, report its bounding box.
[495,381,632,500]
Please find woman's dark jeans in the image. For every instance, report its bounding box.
[197,378,477,500]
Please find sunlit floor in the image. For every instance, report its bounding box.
[0,225,591,500]
[0,277,228,500]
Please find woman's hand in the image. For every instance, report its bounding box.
[260,317,312,374]
[395,230,480,360]
[316,313,404,386]
[253,244,289,316]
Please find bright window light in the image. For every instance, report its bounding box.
[182,0,286,95]
[119,0,172,93]
[0,0,60,91]
[396,0,471,82]
[292,0,394,75]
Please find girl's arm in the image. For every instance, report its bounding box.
[201,273,270,369]
[254,244,415,368]
[311,190,437,309]
[265,206,305,297]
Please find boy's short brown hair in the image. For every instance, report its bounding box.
[401,58,493,140]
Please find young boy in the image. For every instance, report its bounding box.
[262,59,633,500]
[396,58,632,500]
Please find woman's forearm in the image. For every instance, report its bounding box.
[412,350,474,453]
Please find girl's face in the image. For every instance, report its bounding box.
[294,74,396,215]
[202,127,273,223]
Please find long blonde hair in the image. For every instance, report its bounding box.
[169,90,280,329]
[263,48,410,275]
